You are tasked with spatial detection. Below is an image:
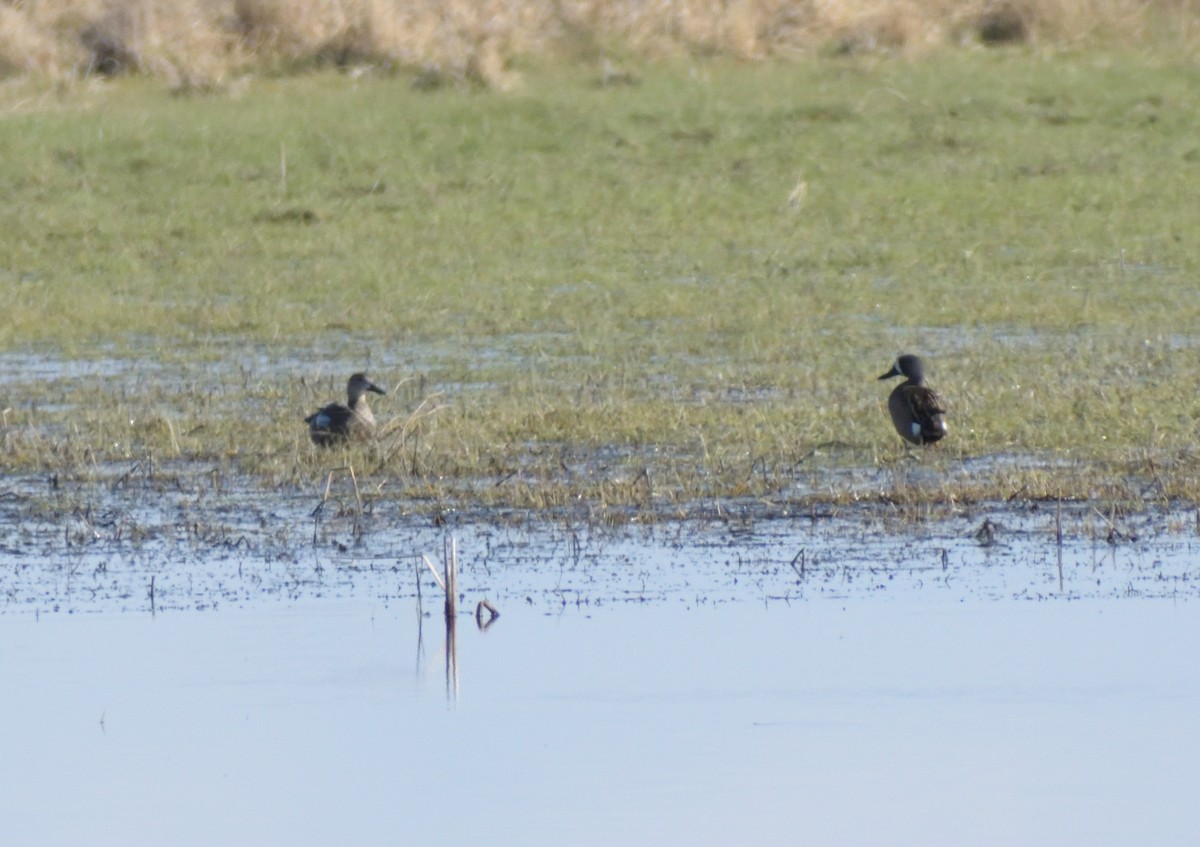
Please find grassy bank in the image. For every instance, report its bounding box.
[2,50,1200,513]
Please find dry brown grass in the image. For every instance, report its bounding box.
[0,0,1193,89]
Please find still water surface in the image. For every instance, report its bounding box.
[2,593,1196,846]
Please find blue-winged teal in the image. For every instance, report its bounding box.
[305,372,386,447]
[878,354,947,445]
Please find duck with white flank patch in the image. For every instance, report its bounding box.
[878,354,947,446]
[305,372,386,447]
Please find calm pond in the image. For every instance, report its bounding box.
[2,494,1199,846]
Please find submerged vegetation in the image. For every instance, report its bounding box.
[1,40,1200,516]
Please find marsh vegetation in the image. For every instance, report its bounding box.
[2,38,1200,518]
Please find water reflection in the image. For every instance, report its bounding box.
[413,537,501,704]
[1,598,1196,846]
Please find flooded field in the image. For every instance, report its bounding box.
[2,459,1199,845]
[2,459,1199,614]
[5,51,1200,843]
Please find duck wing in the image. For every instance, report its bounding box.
[906,386,948,443]
[306,402,353,433]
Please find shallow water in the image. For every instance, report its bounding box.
[2,596,1197,846]
[4,485,1199,614]
[3,465,1199,844]
[3,387,1199,843]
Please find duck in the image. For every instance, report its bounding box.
[878,354,947,445]
[305,372,386,447]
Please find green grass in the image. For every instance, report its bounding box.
[3,49,1200,512]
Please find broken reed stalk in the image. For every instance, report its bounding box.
[422,553,446,591]
[420,538,460,701]
[421,537,458,625]
[319,465,360,506]
[444,535,458,702]
[475,599,500,629]
[414,556,426,658]
[349,464,362,511]
[316,465,364,538]
[348,464,363,539]
[789,548,806,580]
[1056,495,1064,593]
[444,534,457,624]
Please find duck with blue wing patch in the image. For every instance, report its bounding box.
[878,354,947,446]
[305,372,386,447]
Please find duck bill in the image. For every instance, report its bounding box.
[878,365,901,380]
[367,382,386,395]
